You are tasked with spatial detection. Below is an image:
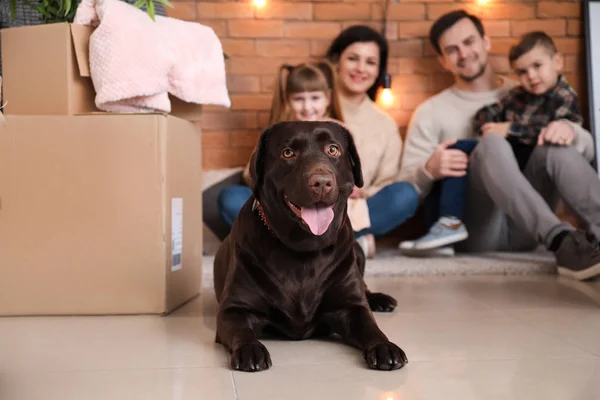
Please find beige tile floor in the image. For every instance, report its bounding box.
[1,275,600,400]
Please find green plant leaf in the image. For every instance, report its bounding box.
[155,0,174,8]
[16,0,96,23]
[133,0,146,8]
[56,0,64,15]
[64,0,72,16]
[9,0,17,21]
[148,0,155,21]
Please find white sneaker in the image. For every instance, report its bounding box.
[398,238,416,251]
[413,216,468,250]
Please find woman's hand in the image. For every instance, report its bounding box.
[481,122,510,137]
[349,186,362,199]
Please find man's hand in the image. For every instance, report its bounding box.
[425,139,469,180]
[537,120,575,146]
[481,122,510,137]
[349,186,362,199]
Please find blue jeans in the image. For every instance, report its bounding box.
[354,181,419,238]
[218,184,253,227]
[424,139,478,228]
[218,182,419,238]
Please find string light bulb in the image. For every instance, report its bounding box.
[477,0,489,5]
[253,0,266,8]
[378,72,394,107]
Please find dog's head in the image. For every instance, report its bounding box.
[249,120,363,252]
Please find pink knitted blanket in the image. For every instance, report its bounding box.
[74,0,231,113]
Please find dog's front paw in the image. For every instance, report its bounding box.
[364,341,408,371]
[367,291,397,312]
[231,341,273,372]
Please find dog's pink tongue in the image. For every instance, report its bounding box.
[301,205,335,235]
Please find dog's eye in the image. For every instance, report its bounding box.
[282,148,295,159]
[326,145,341,157]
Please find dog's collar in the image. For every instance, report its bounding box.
[252,198,347,234]
[252,199,272,232]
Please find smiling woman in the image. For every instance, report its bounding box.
[325,25,420,258]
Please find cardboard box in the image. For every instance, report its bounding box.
[0,23,203,120]
[0,114,203,316]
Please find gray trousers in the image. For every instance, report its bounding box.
[459,133,600,253]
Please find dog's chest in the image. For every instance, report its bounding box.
[268,274,327,340]
[256,248,344,340]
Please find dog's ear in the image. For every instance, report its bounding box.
[338,124,364,188]
[250,125,275,197]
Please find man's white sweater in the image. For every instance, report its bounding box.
[398,76,595,200]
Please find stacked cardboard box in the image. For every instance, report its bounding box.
[0,23,204,316]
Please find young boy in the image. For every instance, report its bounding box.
[399,30,582,254]
[474,30,583,171]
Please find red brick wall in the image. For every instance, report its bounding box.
[166,0,586,170]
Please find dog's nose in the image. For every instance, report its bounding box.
[309,174,333,196]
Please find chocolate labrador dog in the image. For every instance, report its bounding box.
[213,120,407,372]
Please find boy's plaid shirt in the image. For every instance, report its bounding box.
[473,74,583,146]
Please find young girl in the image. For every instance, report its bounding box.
[242,61,344,186]
[218,61,377,257]
[267,62,344,126]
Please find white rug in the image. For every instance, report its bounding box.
[201,169,557,288]
[201,248,556,288]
